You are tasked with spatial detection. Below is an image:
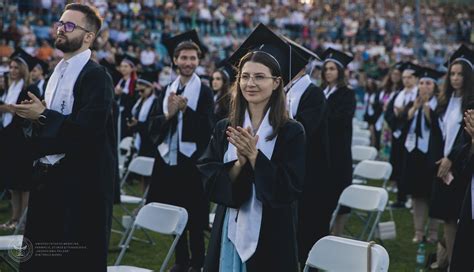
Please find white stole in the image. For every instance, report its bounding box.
[225,109,277,262]
[404,97,437,153]
[2,79,24,127]
[157,74,201,163]
[132,94,156,151]
[41,49,91,165]
[393,87,418,139]
[286,75,311,119]
[323,86,337,99]
[440,96,462,157]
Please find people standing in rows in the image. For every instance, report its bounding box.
[320,48,356,236]
[211,64,233,123]
[282,37,331,269]
[198,24,306,271]
[0,49,41,231]
[451,108,474,271]
[401,67,444,244]
[379,63,403,161]
[387,62,420,209]
[8,4,116,271]
[115,54,139,139]
[428,45,474,270]
[146,30,214,272]
[363,76,382,149]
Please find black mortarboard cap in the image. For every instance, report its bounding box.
[281,35,321,62]
[415,66,445,81]
[227,23,308,85]
[216,60,237,84]
[393,61,404,71]
[321,47,353,68]
[445,44,474,69]
[400,62,420,74]
[163,29,208,59]
[33,57,49,74]
[10,48,36,71]
[116,53,139,67]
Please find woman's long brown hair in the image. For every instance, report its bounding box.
[228,51,288,141]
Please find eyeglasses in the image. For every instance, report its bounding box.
[55,21,92,33]
[239,74,277,84]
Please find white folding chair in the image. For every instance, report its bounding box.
[110,203,188,272]
[330,185,388,241]
[0,208,29,272]
[303,235,389,272]
[352,136,371,147]
[352,146,378,164]
[353,118,369,130]
[353,129,371,139]
[352,160,392,188]
[115,156,156,246]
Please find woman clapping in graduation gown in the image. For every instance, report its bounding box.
[198,41,305,271]
[400,67,444,244]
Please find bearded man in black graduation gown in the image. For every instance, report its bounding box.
[146,31,214,272]
[10,4,116,271]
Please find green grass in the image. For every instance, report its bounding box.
[0,180,443,271]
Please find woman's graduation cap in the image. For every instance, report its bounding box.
[116,53,139,67]
[321,47,353,68]
[33,57,49,74]
[227,23,309,85]
[216,60,238,84]
[163,29,208,59]
[10,48,37,71]
[393,62,404,71]
[415,67,445,82]
[445,44,474,69]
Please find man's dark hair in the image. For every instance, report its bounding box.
[174,41,202,59]
[65,3,102,34]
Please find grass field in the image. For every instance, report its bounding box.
[0,180,443,272]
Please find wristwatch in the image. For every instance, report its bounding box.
[37,111,47,125]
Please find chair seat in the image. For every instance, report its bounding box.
[107,265,153,272]
[0,235,23,250]
[121,195,143,204]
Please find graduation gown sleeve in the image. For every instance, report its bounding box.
[294,85,327,137]
[198,119,254,208]
[33,65,114,158]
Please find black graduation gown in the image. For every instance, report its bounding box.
[326,86,356,212]
[450,140,473,271]
[363,91,383,149]
[146,83,214,230]
[116,78,138,139]
[15,60,116,272]
[130,97,159,158]
[385,90,407,183]
[213,91,230,125]
[428,110,470,221]
[400,106,436,198]
[34,79,47,99]
[0,84,41,191]
[198,119,306,272]
[293,84,331,263]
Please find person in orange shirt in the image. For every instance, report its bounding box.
[0,39,13,58]
[35,39,54,61]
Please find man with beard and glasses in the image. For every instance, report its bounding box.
[9,3,116,271]
[146,30,214,272]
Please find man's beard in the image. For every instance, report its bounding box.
[55,33,84,53]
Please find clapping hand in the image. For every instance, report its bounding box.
[12,92,46,120]
[464,109,474,140]
[226,126,259,168]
